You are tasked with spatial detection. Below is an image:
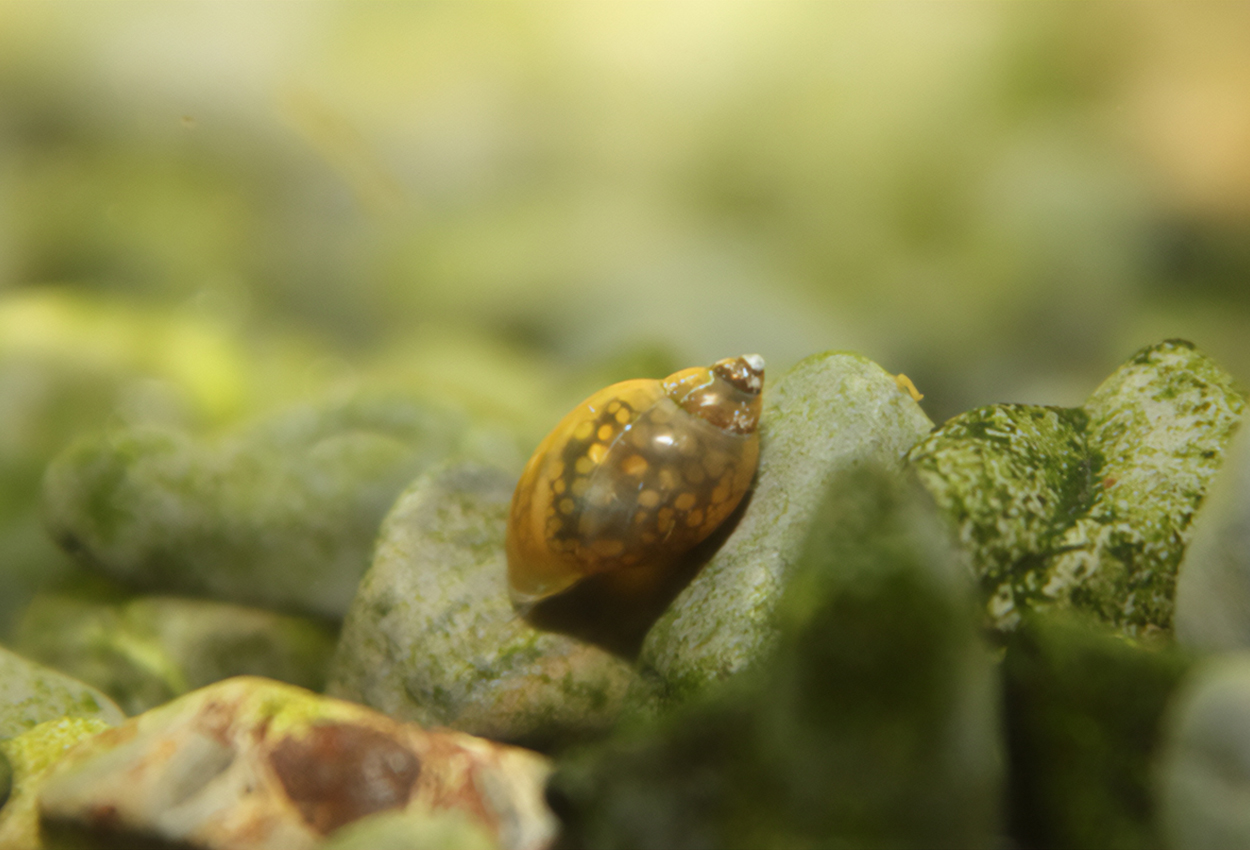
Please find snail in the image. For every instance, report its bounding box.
[507,354,764,607]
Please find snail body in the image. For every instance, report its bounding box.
[507,354,764,606]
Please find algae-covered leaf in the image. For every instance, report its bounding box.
[910,339,1244,635]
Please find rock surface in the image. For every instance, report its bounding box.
[1156,653,1250,850]
[0,647,124,739]
[910,339,1245,635]
[1175,430,1250,650]
[638,351,935,704]
[38,676,556,850]
[12,588,338,715]
[42,394,521,619]
[551,462,1001,849]
[0,716,110,850]
[328,463,638,750]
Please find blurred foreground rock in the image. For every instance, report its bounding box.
[0,647,123,739]
[0,717,110,849]
[911,339,1245,636]
[328,463,638,750]
[43,394,521,619]
[638,351,935,705]
[1002,612,1191,850]
[38,676,556,850]
[12,587,337,715]
[550,463,1001,849]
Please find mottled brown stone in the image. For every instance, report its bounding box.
[269,723,421,834]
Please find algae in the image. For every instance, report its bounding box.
[911,340,1245,635]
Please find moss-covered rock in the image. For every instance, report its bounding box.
[0,647,123,740]
[0,716,110,849]
[1003,612,1192,850]
[638,351,934,705]
[43,393,523,619]
[328,462,638,750]
[550,462,1001,849]
[1157,653,1250,850]
[38,677,555,850]
[11,586,337,716]
[910,339,1245,636]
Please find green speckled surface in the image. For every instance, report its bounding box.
[911,340,1245,635]
[327,462,638,749]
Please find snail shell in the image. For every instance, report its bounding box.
[507,354,764,606]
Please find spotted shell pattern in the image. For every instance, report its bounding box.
[507,354,764,606]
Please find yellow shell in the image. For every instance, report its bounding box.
[507,354,764,606]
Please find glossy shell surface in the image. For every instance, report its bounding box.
[507,354,764,605]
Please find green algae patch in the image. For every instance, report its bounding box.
[551,463,1001,849]
[0,717,109,849]
[1003,612,1192,850]
[42,393,523,619]
[327,462,638,751]
[910,340,1245,636]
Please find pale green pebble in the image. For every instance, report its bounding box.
[0,717,109,850]
[323,809,498,850]
[0,647,124,739]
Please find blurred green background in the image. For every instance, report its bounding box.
[1,3,1249,627]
